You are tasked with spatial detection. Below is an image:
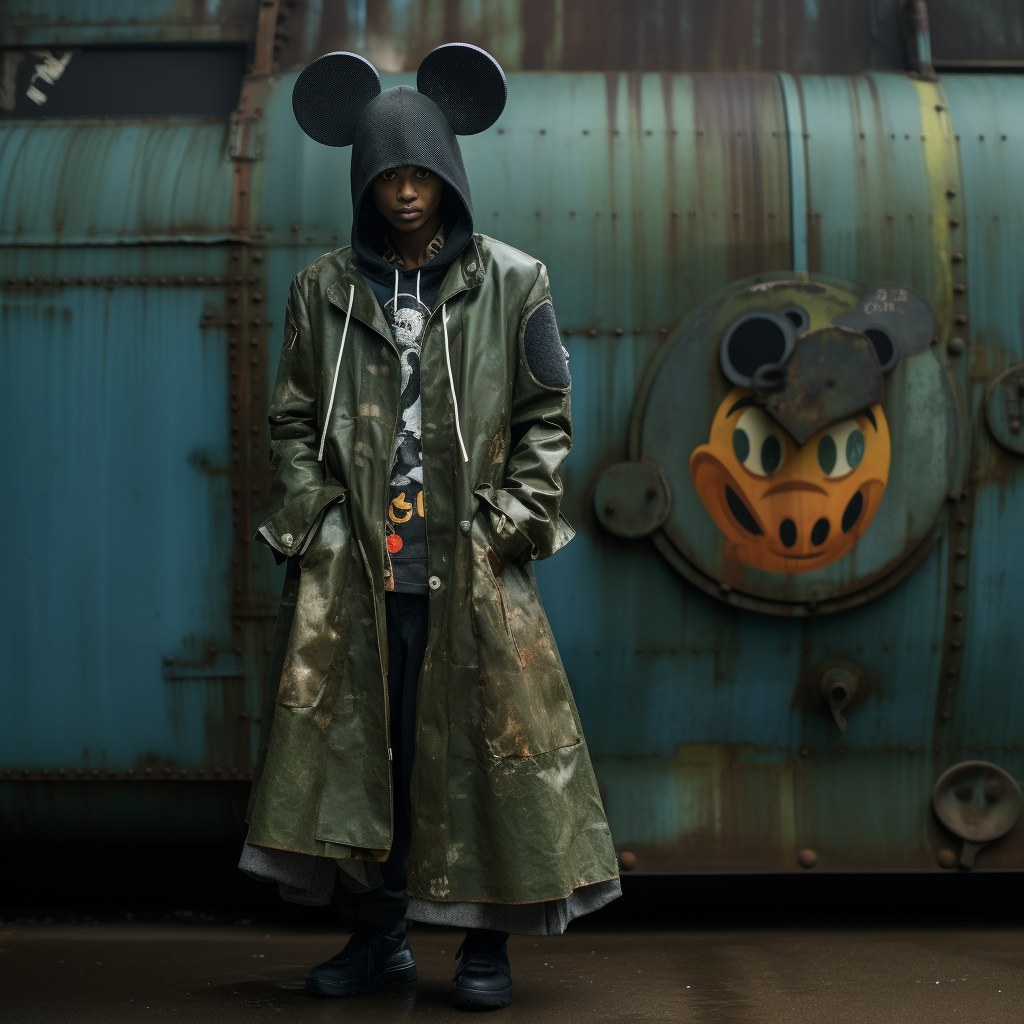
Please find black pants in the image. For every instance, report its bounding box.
[335,592,507,949]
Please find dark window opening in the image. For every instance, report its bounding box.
[0,47,245,118]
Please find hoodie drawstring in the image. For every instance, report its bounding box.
[317,283,354,462]
[393,268,399,310]
[442,303,469,463]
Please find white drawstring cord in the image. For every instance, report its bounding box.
[442,303,468,463]
[393,268,398,310]
[317,284,354,462]
[416,269,421,306]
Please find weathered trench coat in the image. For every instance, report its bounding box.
[245,234,618,908]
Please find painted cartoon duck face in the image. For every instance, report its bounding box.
[689,387,891,574]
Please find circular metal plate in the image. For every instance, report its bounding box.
[593,461,671,539]
[632,273,969,614]
[932,761,1023,843]
[985,364,1024,455]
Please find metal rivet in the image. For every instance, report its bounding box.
[588,328,598,337]
[955,313,967,324]
[797,849,818,869]
[947,336,966,355]
[428,576,441,590]
[459,520,471,535]
[618,851,637,870]
[951,252,964,263]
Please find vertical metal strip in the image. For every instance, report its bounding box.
[777,73,808,273]
[227,0,281,770]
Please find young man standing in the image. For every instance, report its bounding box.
[240,44,619,1009]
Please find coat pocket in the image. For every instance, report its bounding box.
[469,518,581,758]
[276,501,351,709]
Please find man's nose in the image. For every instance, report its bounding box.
[397,176,417,201]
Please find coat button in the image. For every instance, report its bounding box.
[281,533,293,546]
[467,262,477,273]
[459,520,471,535]
[428,576,441,590]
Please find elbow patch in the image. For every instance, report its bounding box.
[523,302,570,391]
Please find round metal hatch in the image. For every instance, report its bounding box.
[622,273,969,615]
[932,761,1023,844]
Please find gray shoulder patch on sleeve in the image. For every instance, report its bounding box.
[523,302,570,390]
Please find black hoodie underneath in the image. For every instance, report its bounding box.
[350,86,475,594]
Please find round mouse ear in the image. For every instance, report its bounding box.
[719,311,797,390]
[416,42,507,135]
[292,52,381,147]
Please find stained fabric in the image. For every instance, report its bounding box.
[247,239,619,922]
[523,302,570,390]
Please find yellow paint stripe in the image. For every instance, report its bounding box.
[912,79,960,344]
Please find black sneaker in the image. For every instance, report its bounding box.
[305,929,417,997]
[451,932,513,1009]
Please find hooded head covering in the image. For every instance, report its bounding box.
[292,44,506,275]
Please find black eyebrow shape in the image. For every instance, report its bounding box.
[863,407,877,432]
[726,396,761,417]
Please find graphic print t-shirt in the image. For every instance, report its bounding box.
[384,286,430,594]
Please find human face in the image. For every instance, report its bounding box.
[688,388,891,574]
[371,165,443,234]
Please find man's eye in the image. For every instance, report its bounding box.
[415,169,430,178]
[381,171,395,180]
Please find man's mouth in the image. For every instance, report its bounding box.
[395,208,422,220]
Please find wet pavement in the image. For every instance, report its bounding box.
[2,921,1023,1023]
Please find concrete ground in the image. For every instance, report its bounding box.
[2,921,1022,1023]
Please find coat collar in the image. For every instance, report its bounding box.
[326,240,487,351]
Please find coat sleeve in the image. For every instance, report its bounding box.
[475,263,574,568]
[256,277,345,560]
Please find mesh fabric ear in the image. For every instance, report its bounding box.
[416,43,507,135]
[292,52,381,147]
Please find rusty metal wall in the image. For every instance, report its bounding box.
[4,1,1022,73]
[2,2,1023,873]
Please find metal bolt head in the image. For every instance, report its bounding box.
[618,850,637,871]
[937,848,958,868]
[947,336,966,355]
[797,848,818,869]
[459,520,471,536]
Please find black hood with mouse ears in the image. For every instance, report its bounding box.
[349,86,473,276]
[291,43,507,278]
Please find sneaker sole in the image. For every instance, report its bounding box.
[451,982,513,1009]
[305,964,417,997]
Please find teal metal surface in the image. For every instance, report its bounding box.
[777,72,808,272]
[0,119,235,245]
[1,7,1022,870]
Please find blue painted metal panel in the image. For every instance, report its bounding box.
[0,119,235,244]
[3,58,1024,870]
[0,283,235,768]
[943,75,1024,750]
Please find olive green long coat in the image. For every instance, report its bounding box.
[245,234,618,907]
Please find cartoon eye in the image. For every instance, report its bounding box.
[817,420,866,478]
[732,406,786,477]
